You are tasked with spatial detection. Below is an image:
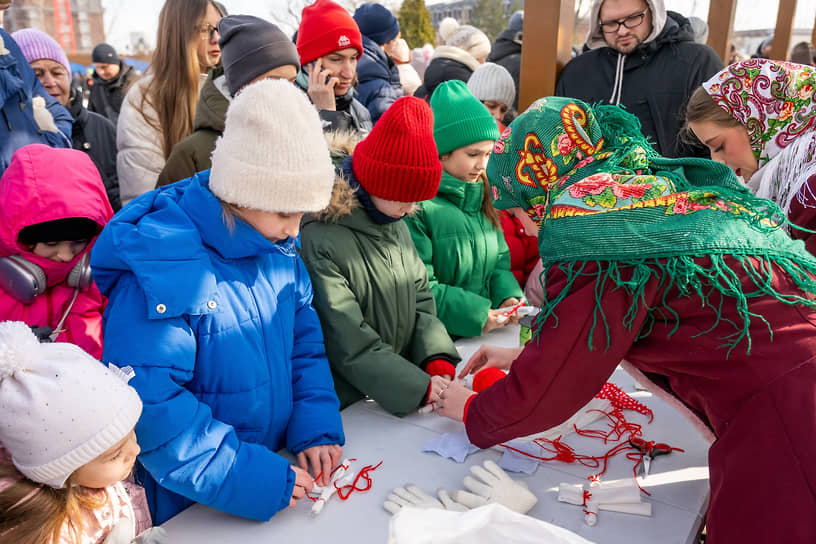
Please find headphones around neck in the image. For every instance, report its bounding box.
[0,253,92,304]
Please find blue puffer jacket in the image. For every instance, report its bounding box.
[91,172,345,524]
[355,35,403,123]
[0,28,72,172]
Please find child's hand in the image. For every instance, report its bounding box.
[497,298,522,325]
[297,443,343,487]
[289,466,315,508]
[459,345,522,378]
[483,309,509,333]
[307,58,338,111]
[436,381,477,421]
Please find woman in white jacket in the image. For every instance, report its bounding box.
[117,0,223,205]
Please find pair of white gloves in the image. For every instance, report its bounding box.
[384,460,538,516]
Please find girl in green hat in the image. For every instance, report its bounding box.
[406,80,523,339]
[436,96,816,543]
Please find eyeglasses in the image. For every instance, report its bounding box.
[197,23,219,41]
[599,11,647,34]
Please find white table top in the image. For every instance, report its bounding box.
[162,326,710,544]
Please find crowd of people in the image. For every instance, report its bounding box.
[0,0,815,542]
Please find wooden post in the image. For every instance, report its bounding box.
[518,0,574,112]
[705,0,737,63]
[771,0,797,60]
[811,11,816,48]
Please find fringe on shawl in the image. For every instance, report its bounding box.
[532,253,816,357]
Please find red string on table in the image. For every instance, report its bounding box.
[335,460,383,500]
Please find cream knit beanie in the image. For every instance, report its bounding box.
[209,79,335,213]
[0,321,142,488]
[467,62,516,108]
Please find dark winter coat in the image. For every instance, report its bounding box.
[555,11,723,157]
[487,28,522,109]
[69,89,121,210]
[300,175,460,416]
[406,172,522,338]
[88,61,138,125]
[295,71,372,136]
[356,35,404,124]
[413,45,480,101]
[156,67,228,188]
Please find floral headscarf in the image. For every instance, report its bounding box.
[703,59,816,168]
[485,97,816,353]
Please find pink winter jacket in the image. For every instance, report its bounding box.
[0,144,113,359]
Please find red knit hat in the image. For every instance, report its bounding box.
[296,0,363,66]
[352,96,442,202]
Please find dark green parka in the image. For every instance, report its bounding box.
[300,177,459,416]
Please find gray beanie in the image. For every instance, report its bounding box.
[467,62,515,108]
[218,15,301,96]
[508,11,523,32]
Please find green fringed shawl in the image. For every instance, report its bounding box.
[486,97,816,354]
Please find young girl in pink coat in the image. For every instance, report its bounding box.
[0,144,113,358]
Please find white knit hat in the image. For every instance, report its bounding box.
[442,21,491,61]
[0,321,143,488]
[209,79,335,213]
[467,62,516,108]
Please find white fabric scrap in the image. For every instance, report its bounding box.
[558,479,651,526]
[388,503,596,544]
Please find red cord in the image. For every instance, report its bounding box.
[335,461,383,500]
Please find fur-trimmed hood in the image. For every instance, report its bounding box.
[309,130,362,223]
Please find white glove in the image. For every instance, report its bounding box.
[384,485,469,515]
[31,96,59,133]
[451,460,538,514]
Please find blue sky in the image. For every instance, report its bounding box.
[102,0,816,52]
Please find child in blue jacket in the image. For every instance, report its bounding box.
[91,80,344,524]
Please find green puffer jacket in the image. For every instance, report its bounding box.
[156,67,228,187]
[300,178,460,416]
[406,172,522,338]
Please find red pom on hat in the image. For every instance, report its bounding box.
[472,367,507,393]
[297,0,363,66]
[352,96,442,202]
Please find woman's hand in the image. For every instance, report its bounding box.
[458,345,522,378]
[307,58,338,111]
[297,443,344,487]
[436,381,477,421]
[289,466,314,508]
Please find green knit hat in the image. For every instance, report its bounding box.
[431,80,500,155]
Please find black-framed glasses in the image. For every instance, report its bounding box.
[599,11,647,34]
[197,23,218,41]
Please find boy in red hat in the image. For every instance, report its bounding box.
[300,96,459,417]
[296,0,372,136]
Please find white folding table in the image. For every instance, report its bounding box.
[162,325,709,543]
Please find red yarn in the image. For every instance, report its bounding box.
[472,367,507,393]
[335,461,383,500]
[425,359,457,378]
[595,382,654,422]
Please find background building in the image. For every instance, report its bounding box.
[4,0,105,55]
